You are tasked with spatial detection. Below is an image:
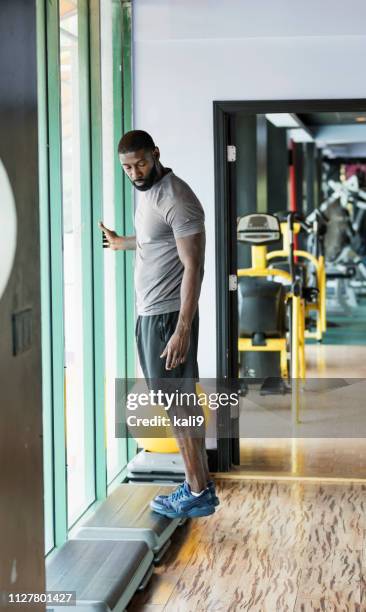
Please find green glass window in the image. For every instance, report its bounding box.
[38,0,133,552]
[59,0,96,526]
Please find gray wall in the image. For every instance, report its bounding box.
[0,1,45,608]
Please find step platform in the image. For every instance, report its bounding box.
[74,483,182,561]
[46,538,153,611]
[127,449,185,482]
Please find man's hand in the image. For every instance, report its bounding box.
[98,220,123,250]
[160,329,190,370]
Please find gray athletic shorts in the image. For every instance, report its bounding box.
[136,309,199,382]
[135,310,205,437]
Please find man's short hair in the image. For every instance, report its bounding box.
[118,130,155,155]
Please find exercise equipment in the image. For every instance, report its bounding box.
[46,485,190,609]
[320,176,365,313]
[350,257,366,296]
[74,483,182,562]
[127,382,209,481]
[267,212,327,342]
[237,213,305,398]
[326,257,358,315]
[127,450,185,482]
[46,538,154,611]
[132,382,207,453]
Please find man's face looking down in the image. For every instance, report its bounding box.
[119,147,159,191]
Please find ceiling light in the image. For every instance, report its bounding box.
[355,116,366,123]
[265,113,300,128]
[288,128,314,143]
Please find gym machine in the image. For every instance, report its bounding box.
[320,173,366,312]
[267,212,327,342]
[237,212,305,401]
[126,382,210,482]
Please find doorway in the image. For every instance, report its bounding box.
[214,99,366,477]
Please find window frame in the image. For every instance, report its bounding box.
[38,0,134,553]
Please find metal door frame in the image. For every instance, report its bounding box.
[213,98,366,472]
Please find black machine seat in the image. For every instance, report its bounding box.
[74,483,181,560]
[46,538,154,611]
[238,277,286,339]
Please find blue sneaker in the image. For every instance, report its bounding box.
[150,481,216,518]
[153,481,220,507]
[207,480,220,506]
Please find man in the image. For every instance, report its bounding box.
[99,130,219,518]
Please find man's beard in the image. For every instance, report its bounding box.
[132,164,157,191]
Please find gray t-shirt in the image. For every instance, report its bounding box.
[134,170,205,315]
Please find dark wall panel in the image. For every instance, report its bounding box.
[267,123,288,214]
[235,113,257,268]
[0,1,45,608]
[256,114,267,213]
[305,142,316,213]
[294,142,304,214]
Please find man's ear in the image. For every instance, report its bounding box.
[153,146,160,161]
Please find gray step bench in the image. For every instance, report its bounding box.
[46,538,153,611]
[74,483,182,562]
[127,449,185,481]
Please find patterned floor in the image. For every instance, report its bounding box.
[128,479,366,611]
[128,310,366,610]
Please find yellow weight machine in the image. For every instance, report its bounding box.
[266,219,326,342]
[237,213,306,384]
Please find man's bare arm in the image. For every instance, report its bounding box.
[160,232,205,370]
[176,232,205,331]
[98,221,136,250]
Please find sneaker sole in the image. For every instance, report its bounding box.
[150,504,216,519]
[153,494,220,507]
[150,496,220,510]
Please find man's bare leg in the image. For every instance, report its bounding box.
[172,433,209,493]
[170,408,210,493]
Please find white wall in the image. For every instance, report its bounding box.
[133,0,366,376]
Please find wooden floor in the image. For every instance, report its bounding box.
[231,344,366,480]
[306,344,366,379]
[128,344,366,610]
[128,479,366,611]
[234,437,366,480]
